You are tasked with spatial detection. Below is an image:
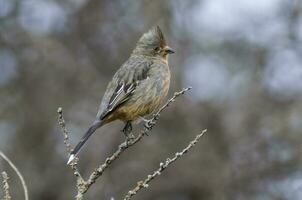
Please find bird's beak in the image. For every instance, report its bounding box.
[164,46,175,54]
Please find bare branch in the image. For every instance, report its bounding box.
[57,108,86,200]
[0,151,28,200]
[57,87,192,199]
[57,107,73,155]
[123,129,207,200]
[2,171,11,200]
[84,87,192,192]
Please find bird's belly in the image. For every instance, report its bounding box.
[114,75,170,121]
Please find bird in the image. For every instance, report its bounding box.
[68,26,174,164]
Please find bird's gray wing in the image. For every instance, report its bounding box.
[97,58,152,120]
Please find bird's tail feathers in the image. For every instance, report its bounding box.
[67,120,102,164]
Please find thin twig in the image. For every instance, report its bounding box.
[2,171,11,200]
[57,107,73,155]
[123,129,207,200]
[57,87,191,199]
[84,87,192,192]
[0,151,28,200]
[57,108,85,200]
[57,108,83,179]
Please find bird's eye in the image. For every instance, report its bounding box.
[154,47,160,52]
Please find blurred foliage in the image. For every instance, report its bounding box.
[1,0,302,199]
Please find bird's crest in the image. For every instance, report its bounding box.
[137,26,167,48]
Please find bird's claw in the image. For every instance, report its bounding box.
[122,121,135,143]
[144,120,155,130]
[122,121,132,134]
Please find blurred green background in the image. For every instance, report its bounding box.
[1,0,302,199]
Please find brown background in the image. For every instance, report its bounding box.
[1,0,302,199]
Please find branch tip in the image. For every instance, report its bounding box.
[57,87,195,199]
[57,107,63,114]
[123,129,207,200]
[2,171,11,200]
[0,151,28,200]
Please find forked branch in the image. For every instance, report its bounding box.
[57,87,195,199]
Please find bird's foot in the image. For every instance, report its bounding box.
[139,116,151,123]
[122,121,132,134]
[143,118,155,130]
[122,121,135,142]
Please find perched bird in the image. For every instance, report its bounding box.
[68,26,174,164]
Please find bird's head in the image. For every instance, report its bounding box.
[132,26,174,60]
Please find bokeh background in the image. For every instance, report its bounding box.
[1,0,302,199]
